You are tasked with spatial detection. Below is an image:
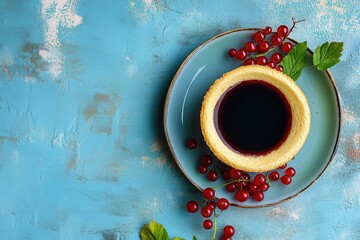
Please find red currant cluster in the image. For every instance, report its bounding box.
[228,19,304,71]
[185,138,297,239]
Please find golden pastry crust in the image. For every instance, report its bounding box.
[200,65,311,172]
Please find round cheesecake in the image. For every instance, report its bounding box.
[200,65,311,172]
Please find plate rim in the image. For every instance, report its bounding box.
[163,28,342,208]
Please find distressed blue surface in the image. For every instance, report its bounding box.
[0,0,359,239]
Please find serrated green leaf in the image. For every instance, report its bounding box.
[140,220,170,240]
[313,41,343,71]
[280,41,307,81]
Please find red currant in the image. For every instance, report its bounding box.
[244,41,257,53]
[243,58,255,66]
[186,139,197,149]
[279,163,287,169]
[229,168,242,179]
[223,225,235,237]
[201,154,213,166]
[253,174,266,185]
[270,52,283,63]
[276,65,284,72]
[235,189,249,202]
[255,56,268,65]
[259,182,269,191]
[203,219,213,229]
[240,181,249,189]
[249,182,258,192]
[269,171,280,181]
[264,26,272,35]
[226,182,236,192]
[207,170,218,182]
[258,41,270,52]
[221,237,231,240]
[206,201,216,211]
[203,188,215,200]
[271,34,282,46]
[277,25,289,37]
[198,165,208,174]
[286,167,296,177]
[253,31,265,42]
[222,170,231,180]
[228,48,237,57]
[241,172,250,180]
[253,191,264,201]
[186,200,199,213]
[235,48,247,60]
[280,175,292,185]
[281,42,293,53]
[217,198,230,210]
[266,61,276,68]
[201,205,213,218]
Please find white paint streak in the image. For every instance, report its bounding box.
[332,5,345,14]
[123,55,137,77]
[268,207,300,222]
[40,0,83,78]
[52,131,65,148]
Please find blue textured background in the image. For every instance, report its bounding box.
[0,0,359,239]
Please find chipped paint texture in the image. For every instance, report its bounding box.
[0,0,359,239]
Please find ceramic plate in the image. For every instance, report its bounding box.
[164,29,341,208]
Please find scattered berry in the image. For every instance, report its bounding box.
[186,139,197,149]
[201,154,213,166]
[279,163,287,169]
[207,201,216,211]
[253,191,264,201]
[217,198,230,210]
[201,205,213,218]
[186,200,199,213]
[277,25,289,37]
[286,167,296,177]
[264,26,272,35]
[243,58,255,66]
[203,219,213,230]
[255,56,268,65]
[269,171,280,181]
[244,41,257,53]
[281,42,293,53]
[280,175,292,185]
[259,182,269,192]
[271,34,282,46]
[253,31,266,42]
[203,188,215,200]
[198,165,208,174]
[258,41,270,52]
[253,174,266,185]
[235,48,247,60]
[229,168,242,179]
[222,170,231,180]
[223,225,235,237]
[276,65,284,72]
[228,48,237,57]
[207,170,219,182]
[266,61,276,68]
[226,183,236,192]
[270,52,283,63]
[249,182,258,192]
[236,189,249,202]
[241,172,250,180]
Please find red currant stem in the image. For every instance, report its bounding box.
[253,46,277,57]
[284,18,306,39]
[213,179,250,190]
[265,172,272,187]
[211,211,218,240]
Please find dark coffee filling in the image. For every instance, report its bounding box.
[215,80,292,156]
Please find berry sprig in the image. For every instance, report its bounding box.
[228,18,306,72]
[185,141,296,239]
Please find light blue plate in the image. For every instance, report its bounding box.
[164,29,341,208]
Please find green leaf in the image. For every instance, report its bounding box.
[280,41,307,81]
[313,42,343,71]
[140,220,170,240]
[172,238,185,240]
[192,236,197,240]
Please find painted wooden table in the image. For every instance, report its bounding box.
[0,0,359,239]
